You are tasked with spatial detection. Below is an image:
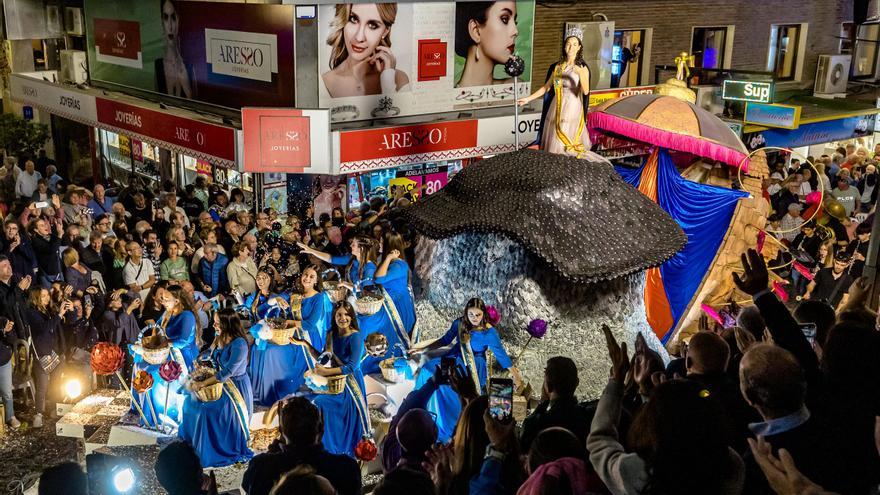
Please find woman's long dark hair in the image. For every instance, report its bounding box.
[461,297,488,332]
[347,236,378,285]
[451,396,524,495]
[454,2,493,58]
[627,380,734,495]
[328,301,359,339]
[559,36,586,67]
[251,266,277,315]
[214,307,247,348]
[144,280,172,311]
[298,264,324,293]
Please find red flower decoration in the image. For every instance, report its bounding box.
[90,342,125,376]
[159,360,182,382]
[355,437,378,462]
[133,370,154,393]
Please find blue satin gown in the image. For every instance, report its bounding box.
[298,291,334,351]
[416,319,513,442]
[246,291,312,407]
[132,310,199,428]
[375,259,418,340]
[307,331,370,458]
[179,337,253,467]
[331,255,411,375]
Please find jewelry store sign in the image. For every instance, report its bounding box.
[241,108,331,174]
[9,74,98,124]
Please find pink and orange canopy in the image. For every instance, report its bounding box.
[589,94,749,171]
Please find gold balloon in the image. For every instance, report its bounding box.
[824,199,847,221]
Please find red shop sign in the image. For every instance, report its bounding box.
[340,120,478,163]
[96,98,236,163]
[93,18,143,68]
[241,108,311,173]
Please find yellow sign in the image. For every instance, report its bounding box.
[388,177,420,201]
[588,85,656,108]
[118,135,131,156]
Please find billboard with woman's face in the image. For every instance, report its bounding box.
[317,1,534,123]
[84,0,295,109]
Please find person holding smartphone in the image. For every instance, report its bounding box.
[410,297,522,442]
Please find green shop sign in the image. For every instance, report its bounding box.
[722,80,774,103]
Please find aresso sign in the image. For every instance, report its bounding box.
[722,80,774,104]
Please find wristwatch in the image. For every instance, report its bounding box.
[484,445,507,461]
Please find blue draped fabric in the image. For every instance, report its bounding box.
[615,149,747,342]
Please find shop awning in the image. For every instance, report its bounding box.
[8,73,239,168]
[333,110,542,175]
[742,94,880,133]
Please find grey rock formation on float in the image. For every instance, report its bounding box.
[400,149,686,398]
[412,232,665,399]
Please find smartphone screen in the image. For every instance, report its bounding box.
[34,201,49,209]
[440,357,456,383]
[488,378,513,421]
[800,323,817,346]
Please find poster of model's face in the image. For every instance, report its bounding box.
[84,0,295,109]
[317,1,534,123]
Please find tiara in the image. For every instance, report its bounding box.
[565,26,583,42]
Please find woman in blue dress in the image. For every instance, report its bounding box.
[292,264,334,352]
[132,285,199,428]
[299,236,412,375]
[246,267,296,407]
[180,308,253,467]
[375,232,418,341]
[411,297,523,442]
[292,301,370,458]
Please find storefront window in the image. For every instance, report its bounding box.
[611,29,647,88]
[853,24,880,78]
[691,27,730,70]
[347,160,464,208]
[768,24,803,81]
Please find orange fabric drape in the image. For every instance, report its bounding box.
[638,150,675,339]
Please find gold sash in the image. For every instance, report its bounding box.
[458,323,482,393]
[222,380,250,439]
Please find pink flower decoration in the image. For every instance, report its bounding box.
[159,360,182,382]
[485,305,501,326]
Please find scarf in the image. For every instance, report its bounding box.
[516,457,598,495]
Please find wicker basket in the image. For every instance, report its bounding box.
[269,327,295,346]
[324,282,347,303]
[380,357,405,383]
[304,370,346,395]
[356,295,383,316]
[196,382,224,402]
[142,345,171,365]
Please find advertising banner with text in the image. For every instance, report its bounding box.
[95,98,237,165]
[317,1,534,123]
[84,0,295,109]
[241,108,332,175]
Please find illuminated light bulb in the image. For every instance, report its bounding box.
[65,378,82,400]
[112,467,135,493]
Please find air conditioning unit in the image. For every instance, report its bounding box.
[814,54,851,97]
[61,50,87,84]
[64,7,83,35]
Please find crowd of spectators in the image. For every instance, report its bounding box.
[5,148,878,495]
